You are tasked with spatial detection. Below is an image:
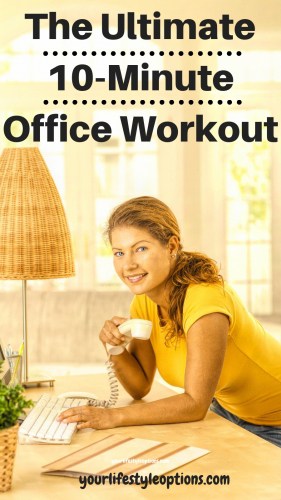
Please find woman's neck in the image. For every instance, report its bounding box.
[157,303,169,317]
[145,286,170,311]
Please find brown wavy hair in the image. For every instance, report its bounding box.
[105,196,222,344]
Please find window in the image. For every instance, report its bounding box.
[225,110,272,313]
[93,110,158,286]
[0,29,162,82]
[218,51,281,83]
[0,28,161,290]
[218,46,281,315]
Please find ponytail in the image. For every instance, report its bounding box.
[165,251,222,345]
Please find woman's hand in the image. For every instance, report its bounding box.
[98,317,156,400]
[99,316,128,348]
[57,405,120,430]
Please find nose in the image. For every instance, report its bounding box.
[123,251,138,271]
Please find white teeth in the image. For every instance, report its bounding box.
[126,274,146,282]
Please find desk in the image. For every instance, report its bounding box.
[5,374,281,499]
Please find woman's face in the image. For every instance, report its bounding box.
[111,225,178,303]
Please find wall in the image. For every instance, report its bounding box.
[0,290,132,364]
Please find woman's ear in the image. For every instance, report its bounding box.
[168,235,179,256]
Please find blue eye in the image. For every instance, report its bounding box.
[136,246,147,252]
[114,251,124,257]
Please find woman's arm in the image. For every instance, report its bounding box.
[99,316,156,399]
[109,340,156,399]
[58,312,229,429]
[117,311,229,426]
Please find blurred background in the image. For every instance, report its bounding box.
[0,0,280,377]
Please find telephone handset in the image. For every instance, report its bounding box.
[85,319,153,409]
[106,319,153,355]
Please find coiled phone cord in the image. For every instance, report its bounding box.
[87,358,119,408]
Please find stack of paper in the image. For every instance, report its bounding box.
[42,433,209,478]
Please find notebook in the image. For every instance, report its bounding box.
[42,433,209,478]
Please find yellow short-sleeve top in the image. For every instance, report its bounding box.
[130,282,281,425]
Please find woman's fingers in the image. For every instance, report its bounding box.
[57,406,86,422]
[57,405,116,430]
[77,421,91,430]
[99,317,128,345]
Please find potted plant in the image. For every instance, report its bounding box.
[0,363,33,492]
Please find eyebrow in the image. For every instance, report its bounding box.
[112,240,151,251]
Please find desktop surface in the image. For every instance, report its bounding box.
[5,373,281,499]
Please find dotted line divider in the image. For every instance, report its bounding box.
[43,99,243,106]
[43,50,242,57]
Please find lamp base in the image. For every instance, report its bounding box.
[22,378,55,388]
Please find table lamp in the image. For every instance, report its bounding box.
[0,147,75,387]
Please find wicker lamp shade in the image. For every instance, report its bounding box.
[0,147,75,280]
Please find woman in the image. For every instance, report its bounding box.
[58,196,281,447]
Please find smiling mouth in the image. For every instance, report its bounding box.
[125,273,147,283]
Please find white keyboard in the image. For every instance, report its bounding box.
[19,394,88,444]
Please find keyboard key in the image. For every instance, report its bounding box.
[19,395,82,444]
[20,394,50,434]
[53,422,69,440]
[29,398,59,434]
[61,422,77,441]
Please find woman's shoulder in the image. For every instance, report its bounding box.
[185,281,227,298]
[183,281,238,314]
[182,281,235,332]
[186,281,241,303]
